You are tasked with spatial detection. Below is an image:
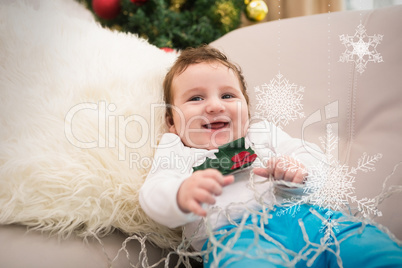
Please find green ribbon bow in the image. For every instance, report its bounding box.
[193,137,257,175]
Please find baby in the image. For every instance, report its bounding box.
[139,46,402,267]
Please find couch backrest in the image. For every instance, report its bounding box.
[211,5,402,239]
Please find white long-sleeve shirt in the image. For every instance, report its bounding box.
[139,121,325,250]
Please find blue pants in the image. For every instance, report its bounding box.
[203,204,402,268]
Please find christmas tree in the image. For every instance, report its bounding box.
[77,0,268,49]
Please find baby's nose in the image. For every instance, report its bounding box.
[206,98,225,113]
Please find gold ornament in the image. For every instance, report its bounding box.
[170,0,186,12]
[245,0,268,21]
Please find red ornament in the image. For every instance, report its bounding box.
[160,47,175,53]
[92,0,121,20]
[130,0,148,6]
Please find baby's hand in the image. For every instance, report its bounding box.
[177,169,234,217]
[253,156,307,184]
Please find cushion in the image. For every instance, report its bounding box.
[0,0,181,248]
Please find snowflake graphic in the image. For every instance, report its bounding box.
[304,124,383,217]
[277,124,382,218]
[339,23,383,74]
[254,72,304,129]
[319,211,340,244]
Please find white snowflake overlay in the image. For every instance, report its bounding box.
[318,211,340,244]
[278,124,383,218]
[254,72,305,128]
[339,23,383,74]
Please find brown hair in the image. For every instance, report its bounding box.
[163,45,249,122]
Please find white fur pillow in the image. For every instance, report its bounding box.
[0,0,181,248]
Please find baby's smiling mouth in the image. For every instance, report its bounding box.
[202,122,229,130]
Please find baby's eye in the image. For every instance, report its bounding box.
[189,96,203,101]
[222,94,234,99]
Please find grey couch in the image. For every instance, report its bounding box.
[0,2,401,267]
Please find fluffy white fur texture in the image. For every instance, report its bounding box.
[0,0,182,248]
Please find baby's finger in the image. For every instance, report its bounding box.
[265,158,277,175]
[223,175,234,186]
[194,188,216,205]
[253,167,270,178]
[199,175,233,197]
[274,159,287,180]
[202,169,225,185]
[283,167,296,182]
[292,170,306,184]
[253,158,277,178]
[199,179,223,196]
[187,200,207,217]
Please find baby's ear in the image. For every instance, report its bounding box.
[166,114,177,134]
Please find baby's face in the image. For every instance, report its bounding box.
[168,62,249,150]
